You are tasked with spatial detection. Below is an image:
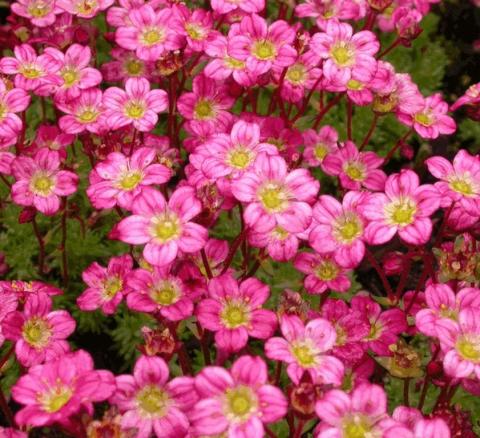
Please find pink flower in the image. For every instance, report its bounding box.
[227,14,297,76]
[11,0,62,27]
[0,44,61,93]
[57,88,107,134]
[44,44,102,99]
[87,147,171,210]
[196,273,277,352]
[0,280,62,300]
[11,148,78,215]
[426,149,480,214]
[101,48,151,82]
[322,141,386,191]
[12,350,115,427]
[77,254,134,315]
[397,93,456,139]
[211,0,264,14]
[2,291,75,367]
[310,21,379,86]
[0,289,18,348]
[177,74,234,131]
[232,153,319,233]
[296,0,366,30]
[385,418,451,438]
[110,186,208,266]
[248,225,300,261]
[170,5,213,52]
[0,81,30,139]
[191,355,287,437]
[265,314,344,385]
[110,355,196,438]
[360,169,440,245]
[26,124,74,160]
[451,83,480,111]
[309,191,367,268]
[0,427,27,438]
[302,125,339,168]
[126,265,195,321]
[115,5,183,61]
[103,77,168,132]
[315,384,395,437]
[294,251,351,294]
[56,0,114,18]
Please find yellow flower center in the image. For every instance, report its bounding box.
[30,172,55,196]
[439,304,458,320]
[125,59,144,76]
[21,65,43,79]
[315,260,339,281]
[150,213,181,243]
[194,99,215,120]
[224,386,258,421]
[271,226,289,241]
[125,102,145,119]
[347,79,363,90]
[291,341,317,367]
[252,40,276,61]
[61,68,78,87]
[77,108,99,123]
[220,300,250,328]
[118,170,143,191]
[344,162,365,182]
[385,198,417,226]
[227,148,253,169]
[0,103,7,121]
[449,177,475,196]
[314,143,328,161]
[286,64,307,85]
[259,183,289,213]
[28,1,52,17]
[102,276,123,299]
[333,214,363,244]
[136,385,170,417]
[224,56,245,70]
[142,27,165,46]
[151,281,179,306]
[185,23,205,40]
[76,0,97,14]
[342,414,373,438]
[414,111,434,127]
[457,336,480,363]
[367,321,382,340]
[373,93,398,113]
[331,43,355,67]
[40,385,73,413]
[22,317,52,348]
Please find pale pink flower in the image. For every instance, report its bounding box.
[110,186,208,266]
[77,254,134,315]
[303,126,339,168]
[110,355,196,438]
[87,147,171,210]
[227,14,297,76]
[248,226,300,261]
[2,291,75,367]
[309,191,368,268]
[265,314,344,385]
[115,5,183,61]
[386,418,451,438]
[310,21,379,86]
[126,265,195,321]
[232,153,319,233]
[56,0,114,18]
[360,169,440,245]
[196,273,277,352]
[322,141,387,191]
[11,0,62,27]
[43,44,102,99]
[12,350,115,427]
[210,0,264,14]
[294,252,351,294]
[11,148,78,215]
[0,81,30,139]
[191,356,287,437]
[105,0,152,27]
[103,77,168,132]
[397,93,456,139]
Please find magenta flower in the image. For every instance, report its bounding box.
[2,291,75,367]
[0,427,27,438]
[110,186,208,266]
[26,124,74,160]
[398,93,456,139]
[322,141,387,191]
[0,44,61,93]
[103,77,168,132]
[170,5,213,52]
[196,273,277,352]
[232,153,319,233]
[126,265,195,321]
[296,0,366,30]
[385,418,451,438]
[248,225,300,261]
[110,355,196,438]
[302,125,339,168]
[227,14,297,76]
[315,384,395,437]
[56,0,114,18]
[211,0,264,14]
[310,21,379,86]
[426,149,480,214]
[0,280,62,300]
[11,350,115,427]
[0,289,18,348]
[101,48,151,82]
[309,191,367,268]
[115,5,182,61]
[11,148,78,215]
[294,251,351,294]
[265,314,344,385]
[451,82,480,111]
[77,254,134,315]
[191,355,287,437]
[11,0,62,27]
[44,44,102,99]
[87,147,171,210]
[360,169,440,245]
[0,80,30,139]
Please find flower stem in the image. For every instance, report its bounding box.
[365,248,395,302]
[60,200,69,287]
[359,114,378,150]
[200,249,213,279]
[32,216,46,275]
[313,94,343,130]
